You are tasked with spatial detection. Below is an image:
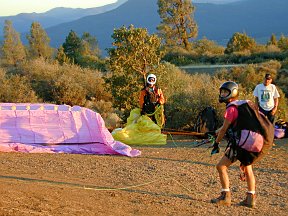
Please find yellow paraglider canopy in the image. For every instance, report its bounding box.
[112,108,167,145]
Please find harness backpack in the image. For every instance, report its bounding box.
[143,87,159,114]
[195,106,218,133]
[227,100,274,159]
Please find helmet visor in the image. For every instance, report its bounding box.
[220,88,230,97]
[148,77,155,82]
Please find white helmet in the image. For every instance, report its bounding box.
[147,74,157,85]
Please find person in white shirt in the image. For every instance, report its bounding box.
[253,73,280,124]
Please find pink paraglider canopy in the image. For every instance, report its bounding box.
[0,103,140,157]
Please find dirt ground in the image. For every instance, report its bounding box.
[0,137,287,216]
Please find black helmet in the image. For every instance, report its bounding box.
[219,81,238,103]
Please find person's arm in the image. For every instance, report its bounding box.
[215,118,232,143]
[157,88,165,105]
[271,86,280,115]
[211,105,237,155]
[210,119,232,155]
[271,97,279,115]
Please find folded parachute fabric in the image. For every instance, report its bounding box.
[112,108,167,145]
[0,103,141,157]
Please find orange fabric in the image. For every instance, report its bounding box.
[139,87,165,109]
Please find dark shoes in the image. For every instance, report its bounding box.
[211,192,256,208]
[211,191,231,206]
[239,193,256,208]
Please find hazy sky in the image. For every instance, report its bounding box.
[0,0,243,17]
[0,0,117,16]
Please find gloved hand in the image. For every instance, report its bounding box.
[211,141,220,155]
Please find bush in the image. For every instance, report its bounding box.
[53,75,87,106]
[85,99,121,130]
[276,69,288,97]
[0,68,38,102]
[16,58,111,105]
[157,63,225,129]
[163,49,288,65]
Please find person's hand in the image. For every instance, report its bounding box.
[211,141,220,155]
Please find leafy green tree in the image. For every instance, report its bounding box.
[62,30,83,64]
[1,20,26,65]
[225,32,256,54]
[107,25,164,118]
[278,34,288,51]
[157,0,198,51]
[26,22,53,59]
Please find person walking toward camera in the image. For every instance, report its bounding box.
[210,81,274,208]
[253,73,280,124]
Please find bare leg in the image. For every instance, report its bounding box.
[216,155,233,189]
[239,165,256,208]
[243,165,256,191]
[211,155,233,206]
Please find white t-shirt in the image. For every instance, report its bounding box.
[253,83,280,111]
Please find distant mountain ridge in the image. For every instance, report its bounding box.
[45,0,288,53]
[195,0,288,43]
[0,0,127,34]
[1,0,287,55]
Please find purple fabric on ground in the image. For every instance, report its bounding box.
[0,103,141,157]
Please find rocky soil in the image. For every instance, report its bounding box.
[0,137,287,216]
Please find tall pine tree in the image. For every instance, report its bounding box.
[62,30,83,64]
[157,0,198,51]
[26,22,53,59]
[2,20,26,65]
[81,32,101,57]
